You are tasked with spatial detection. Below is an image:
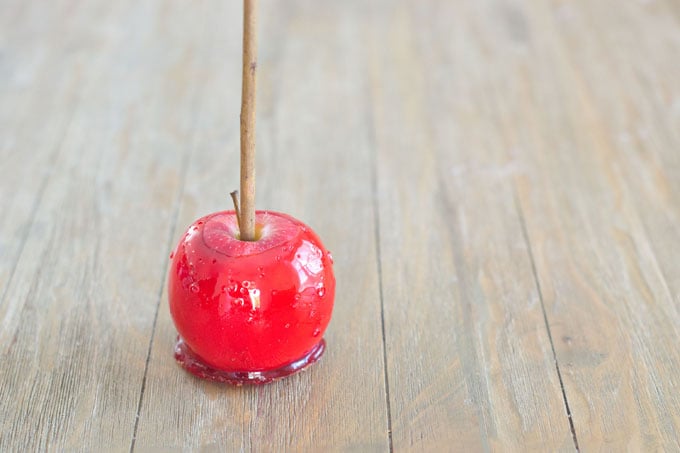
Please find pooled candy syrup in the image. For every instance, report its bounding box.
[174,337,326,385]
[168,211,335,385]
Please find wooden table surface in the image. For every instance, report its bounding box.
[2,0,679,451]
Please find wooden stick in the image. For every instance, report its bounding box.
[239,0,258,241]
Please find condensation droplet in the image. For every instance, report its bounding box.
[242,280,251,289]
[294,294,301,301]
[275,255,281,261]
[240,287,247,295]
[316,287,326,297]
[221,286,227,293]
[190,283,199,293]
[233,297,244,307]
[327,252,333,264]
[284,323,291,329]
[312,328,321,337]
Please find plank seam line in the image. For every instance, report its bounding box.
[0,99,77,309]
[513,191,580,452]
[368,104,393,452]
[129,95,202,453]
[129,147,192,451]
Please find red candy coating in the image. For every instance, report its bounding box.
[168,210,335,380]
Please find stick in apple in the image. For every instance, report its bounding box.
[239,0,258,241]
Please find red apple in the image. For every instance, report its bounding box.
[168,210,335,384]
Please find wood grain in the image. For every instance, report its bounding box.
[1,0,210,449]
[0,0,82,331]
[1,0,679,451]
[507,1,680,450]
[367,1,574,450]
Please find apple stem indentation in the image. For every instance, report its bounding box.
[239,0,258,241]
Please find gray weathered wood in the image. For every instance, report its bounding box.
[1,0,208,449]
[1,0,679,450]
[510,1,680,449]
[0,0,82,327]
[368,2,574,450]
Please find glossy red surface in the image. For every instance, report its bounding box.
[168,210,335,379]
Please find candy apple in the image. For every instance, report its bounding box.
[167,0,334,384]
[168,210,335,384]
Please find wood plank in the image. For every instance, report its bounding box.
[547,0,680,306]
[367,1,573,450]
[502,0,680,449]
[2,0,677,449]
[134,1,390,450]
[0,0,210,449]
[0,0,84,316]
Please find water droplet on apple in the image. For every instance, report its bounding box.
[242,280,251,289]
[284,323,291,329]
[312,328,321,337]
[221,285,227,293]
[240,287,247,295]
[327,252,333,263]
[294,294,301,301]
[275,255,281,261]
[316,287,326,297]
[246,314,254,323]
[190,283,199,293]
[271,290,278,296]
[233,297,244,307]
